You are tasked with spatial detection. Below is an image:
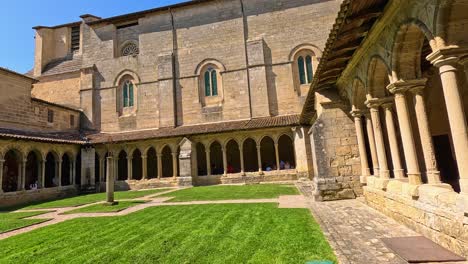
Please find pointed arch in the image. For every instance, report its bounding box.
[367,56,391,98]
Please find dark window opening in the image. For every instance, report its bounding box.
[47,110,54,123]
[71,26,80,52]
[70,115,75,127]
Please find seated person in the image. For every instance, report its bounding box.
[285,161,291,170]
[279,160,286,170]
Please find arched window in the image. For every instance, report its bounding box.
[121,42,139,57]
[298,55,313,85]
[204,67,218,97]
[122,80,134,108]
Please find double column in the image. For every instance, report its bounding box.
[428,49,468,194]
[366,99,390,180]
[351,110,371,183]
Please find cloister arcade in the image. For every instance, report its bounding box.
[93,129,297,184]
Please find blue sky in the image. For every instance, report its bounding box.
[2,0,186,73]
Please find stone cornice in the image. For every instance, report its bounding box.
[387,79,427,95]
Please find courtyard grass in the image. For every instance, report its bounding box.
[62,201,147,215]
[19,188,171,210]
[0,211,50,233]
[160,184,299,202]
[0,203,337,264]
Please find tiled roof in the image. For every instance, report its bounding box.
[0,128,86,144]
[0,67,36,81]
[87,115,301,144]
[31,98,82,113]
[41,56,82,76]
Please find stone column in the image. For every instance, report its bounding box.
[0,159,4,193]
[381,102,405,179]
[127,156,132,180]
[364,112,379,176]
[57,159,62,187]
[172,152,178,178]
[41,160,46,188]
[157,153,162,179]
[69,159,74,185]
[99,157,105,182]
[142,155,148,180]
[106,156,115,204]
[366,99,390,179]
[21,159,26,191]
[239,145,245,176]
[274,143,280,171]
[388,83,422,186]
[222,147,228,176]
[430,53,468,193]
[409,85,441,184]
[206,150,211,176]
[351,110,371,182]
[256,144,263,174]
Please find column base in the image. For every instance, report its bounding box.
[177,176,193,187]
[393,169,405,179]
[407,173,422,185]
[374,178,390,190]
[426,170,442,185]
[379,169,390,179]
[360,175,368,185]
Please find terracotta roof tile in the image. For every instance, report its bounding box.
[41,56,82,76]
[0,128,86,144]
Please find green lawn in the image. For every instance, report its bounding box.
[20,189,171,210]
[161,184,299,202]
[0,212,50,233]
[0,204,336,264]
[63,201,147,215]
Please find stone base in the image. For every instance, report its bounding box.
[177,177,193,187]
[220,171,298,185]
[0,185,77,208]
[364,185,468,258]
[112,178,179,191]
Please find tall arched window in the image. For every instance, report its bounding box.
[204,67,218,97]
[123,80,134,108]
[298,55,313,85]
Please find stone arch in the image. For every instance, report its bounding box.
[278,134,296,169]
[147,147,158,179]
[225,139,241,174]
[45,151,59,188]
[132,148,143,180]
[114,70,140,116]
[196,142,207,176]
[260,136,276,171]
[209,141,223,175]
[391,21,435,81]
[117,150,128,181]
[196,59,225,107]
[161,145,173,178]
[194,59,226,75]
[242,138,258,172]
[436,0,468,46]
[61,152,72,186]
[289,43,323,61]
[351,78,367,110]
[25,150,41,190]
[367,56,392,98]
[2,149,22,192]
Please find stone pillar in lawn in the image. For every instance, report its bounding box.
[177,138,193,187]
[309,90,361,201]
[106,155,115,205]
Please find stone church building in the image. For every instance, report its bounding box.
[0,0,467,257]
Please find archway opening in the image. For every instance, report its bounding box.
[132,149,143,180]
[118,151,128,181]
[243,138,258,172]
[226,140,241,174]
[260,137,276,171]
[61,153,71,186]
[45,152,57,188]
[95,153,100,183]
[196,143,207,176]
[75,153,81,185]
[161,146,173,178]
[278,135,296,169]
[210,141,223,175]
[147,148,158,179]
[3,150,21,192]
[25,151,40,190]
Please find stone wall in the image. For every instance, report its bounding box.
[309,90,362,201]
[32,72,81,109]
[364,184,468,258]
[0,186,77,208]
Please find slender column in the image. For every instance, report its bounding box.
[366,100,390,179]
[256,144,263,174]
[157,152,162,179]
[172,152,178,178]
[57,159,62,187]
[222,147,228,176]
[206,150,212,176]
[71,159,76,185]
[127,156,132,180]
[69,160,74,185]
[351,111,371,180]
[239,146,245,176]
[364,112,379,176]
[99,158,105,182]
[389,83,422,185]
[0,159,4,193]
[381,102,405,179]
[431,55,468,193]
[106,156,114,203]
[142,155,148,180]
[409,86,441,184]
[274,143,280,171]
[20,159,26,191]
[41,160,46,188]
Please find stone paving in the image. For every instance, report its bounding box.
[296,182,467,264]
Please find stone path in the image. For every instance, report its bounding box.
[0,188,306,240]
[296,182,467,264]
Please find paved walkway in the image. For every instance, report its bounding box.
[0,188,306,240]
[296,183,467,264]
